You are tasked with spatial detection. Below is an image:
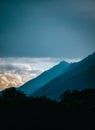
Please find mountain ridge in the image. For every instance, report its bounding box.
[31,52,95,100]
[18,60,70,95]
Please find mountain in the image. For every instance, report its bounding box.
[18,60,70,95]
[32,52,95,100]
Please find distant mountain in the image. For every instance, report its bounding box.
[18,60,70,95]
[32,52,95,100]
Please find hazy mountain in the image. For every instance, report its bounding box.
[32,52,95,100]
[19,60,70,95]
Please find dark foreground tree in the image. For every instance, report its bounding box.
[2,87,26,100]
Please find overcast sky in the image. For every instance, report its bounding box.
[0,0,95,89]
[0,0,95,58]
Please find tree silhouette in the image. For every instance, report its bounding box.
[0,88,95,129]
[2,87,25,100]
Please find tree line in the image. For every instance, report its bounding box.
[0,87,95,129]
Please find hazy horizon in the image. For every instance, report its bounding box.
[0,56,83,90]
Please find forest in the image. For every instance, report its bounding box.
[0,87,95,129]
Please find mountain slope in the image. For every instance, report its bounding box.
[18,61,70,95]
[32,52,95,100]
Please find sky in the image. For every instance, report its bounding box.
[0,0,95,58]
[0,0,95,89]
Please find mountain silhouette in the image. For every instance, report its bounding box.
[32,52,95,100]
[19,60,70,95]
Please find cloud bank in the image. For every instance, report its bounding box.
[0,57,61,90]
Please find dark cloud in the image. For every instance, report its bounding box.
[0,0,95,58]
